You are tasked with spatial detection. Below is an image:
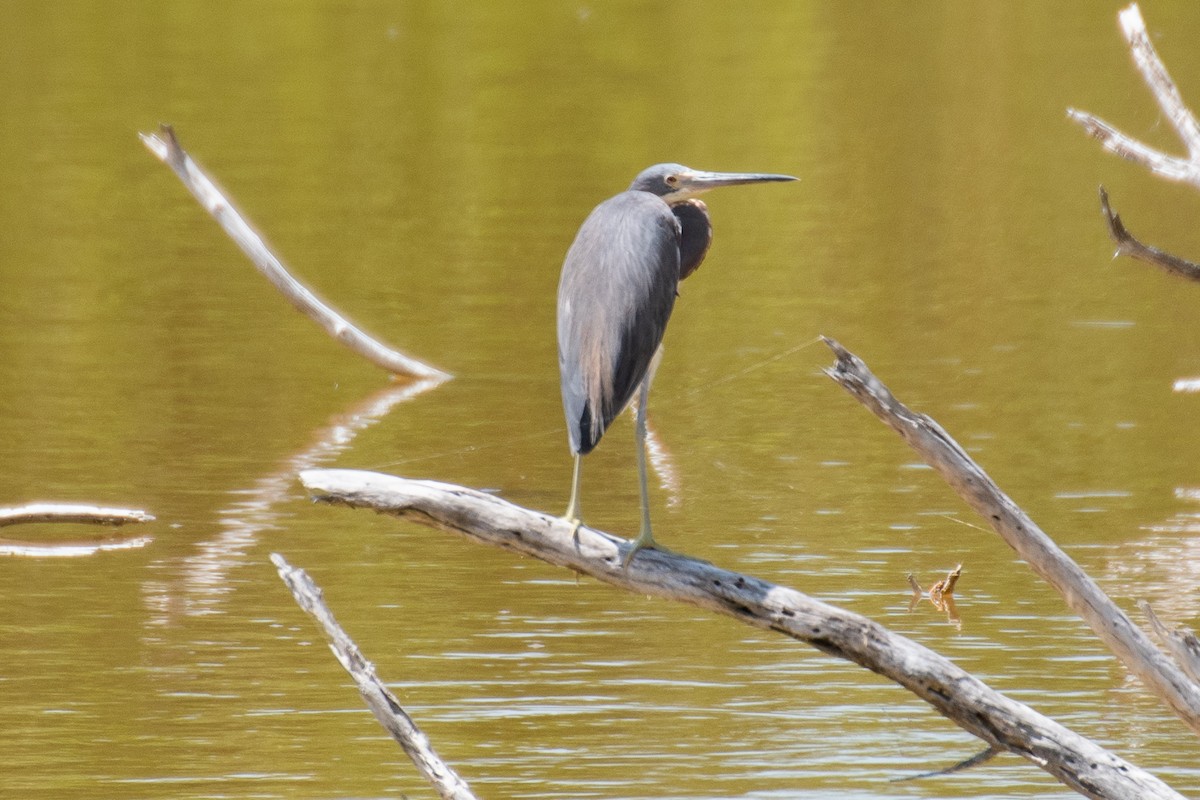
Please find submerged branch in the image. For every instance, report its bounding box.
[822,336,1200,737]
[139,124,451,382]
[271,553,479,800]
[891,745,1003,783]
[299,468,1182,799]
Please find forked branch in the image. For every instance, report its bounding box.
[1068,4,1200,187]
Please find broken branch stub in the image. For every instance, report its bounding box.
[1098,186,1200,281]
[1142,601,1200,688]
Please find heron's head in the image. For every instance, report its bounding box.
[628,163,797,203]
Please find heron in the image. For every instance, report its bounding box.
[557,163,797,565]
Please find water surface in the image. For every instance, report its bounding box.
[2,3,1200,798]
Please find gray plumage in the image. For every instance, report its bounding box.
[558,190,681,454]
[555,162,797,562]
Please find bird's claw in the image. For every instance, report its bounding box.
[561,515,583,541]
[620,533,659,568]
[619,544,644,569]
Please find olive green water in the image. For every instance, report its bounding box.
[3,3,1200,798]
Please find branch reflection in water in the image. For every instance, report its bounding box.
[142,377,442,624]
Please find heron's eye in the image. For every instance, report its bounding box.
[665,174,679,187]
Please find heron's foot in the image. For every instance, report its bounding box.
[560,513,583,540]
[620,529,662,568]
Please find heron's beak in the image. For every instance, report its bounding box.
[674,169,798,199]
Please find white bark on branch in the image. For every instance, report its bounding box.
[822,336,1200,736]
[270,553,479,800]
[139,124,451,382]
[1068,4,1200,188]
[297,468,1184,799]
[0,503,154,527]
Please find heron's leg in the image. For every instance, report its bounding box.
[562,453,583,534]
[622,379,657,567]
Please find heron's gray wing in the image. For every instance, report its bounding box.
[557,191,680,454]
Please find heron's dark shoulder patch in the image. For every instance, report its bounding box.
[673,199,712,281]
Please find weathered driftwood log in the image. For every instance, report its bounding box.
[270,554,479,800]
[140,124,451,382]
[1069,4,1200,188]
[299,468,1183,800]
[823,337,1200,736]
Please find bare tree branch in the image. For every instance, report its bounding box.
[822,336,1200,737]
[0,503,154,527]
[1119,3,1200,158]
[1068,109,1199,183]
[1098,185,1200,281]
[140,124,451,382]
[1068,4,1200,187]
[298,468,1184,799]
[270,553,479,800]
